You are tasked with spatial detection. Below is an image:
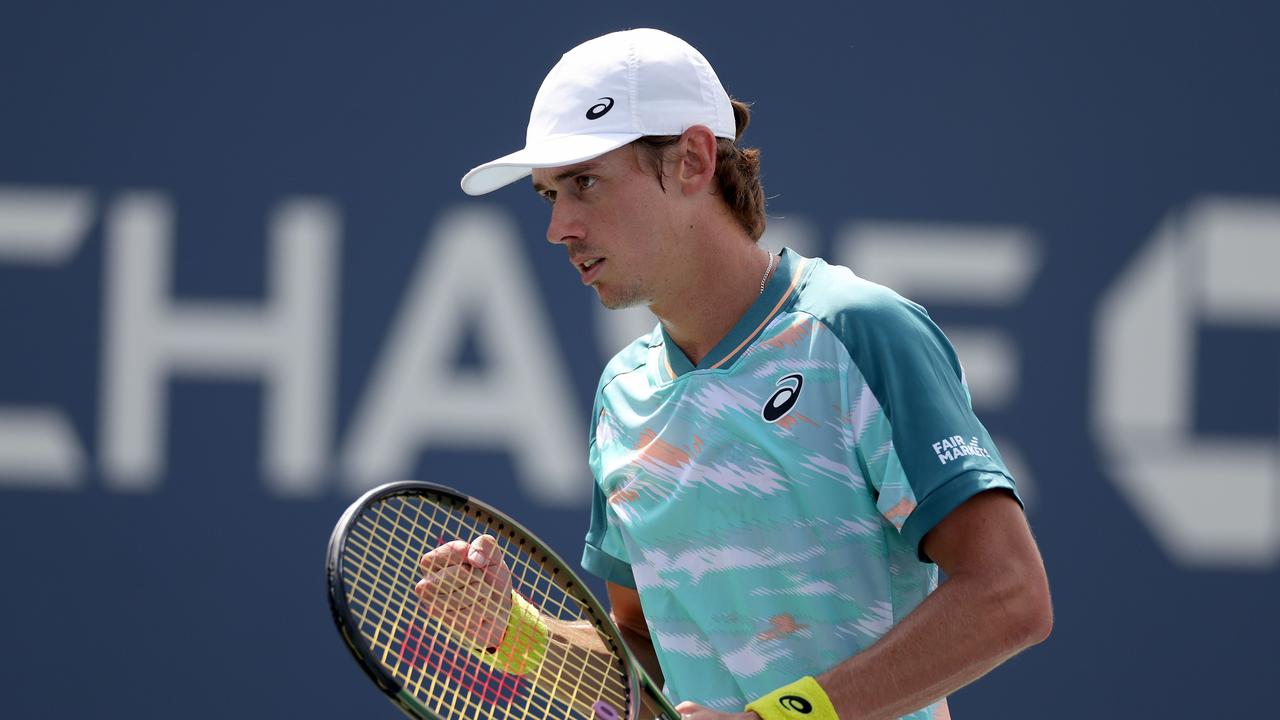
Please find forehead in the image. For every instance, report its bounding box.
[530,144,637,190]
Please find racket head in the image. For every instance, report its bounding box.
[326,481,647,720]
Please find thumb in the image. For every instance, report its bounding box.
[468,534,498,566]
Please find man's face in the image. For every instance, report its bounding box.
[532,144,684,310]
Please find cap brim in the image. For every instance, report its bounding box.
[460,132,643,196]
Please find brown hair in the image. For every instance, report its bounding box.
[632,99,766,241]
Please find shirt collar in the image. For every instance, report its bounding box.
[659,248,810,380]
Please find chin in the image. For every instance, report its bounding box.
[599,296,639,311]
[596,287,647,311]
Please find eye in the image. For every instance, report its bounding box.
[575,175,597,192]
[538,189,556,205]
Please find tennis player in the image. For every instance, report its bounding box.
[440,28,1052,720]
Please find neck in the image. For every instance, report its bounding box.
[650,233,773,367]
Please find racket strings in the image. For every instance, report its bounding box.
[339,494,632,719]
[405,498,632,719]
[355,498,624,679]
[342,527,619,694]
[386,496,628,716]
[344,508,580,720]
[350,497,629,719]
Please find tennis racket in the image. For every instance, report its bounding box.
[327,480,681,720]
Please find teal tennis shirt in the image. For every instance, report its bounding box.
[581,249,1019,719]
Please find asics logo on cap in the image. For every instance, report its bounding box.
[585,97,615,120]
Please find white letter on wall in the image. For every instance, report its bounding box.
[100,193,338,495]
[342,206,586,505]
[1093,197,1280,568]
[0,187,94,488]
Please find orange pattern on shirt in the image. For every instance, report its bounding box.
[634,429,693,468]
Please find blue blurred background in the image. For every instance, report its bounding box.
[1,1,1277,717]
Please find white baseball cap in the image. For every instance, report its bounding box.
[460,28,736,196]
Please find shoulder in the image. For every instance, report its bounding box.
[794,257,947,357]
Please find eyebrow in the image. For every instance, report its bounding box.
[532,162,598,193]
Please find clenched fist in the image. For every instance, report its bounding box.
[415,534,513,649]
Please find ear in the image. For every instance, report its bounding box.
[675,125,718,196]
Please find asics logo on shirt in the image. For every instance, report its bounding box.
[762,373,804,423]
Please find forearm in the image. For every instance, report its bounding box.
[534,615,672,719]
[615,616,665,689]
[814,569,1051,720]
[529,615,617,714]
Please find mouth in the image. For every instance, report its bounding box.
[576,257,605,284]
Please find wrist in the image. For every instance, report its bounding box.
[744,676,839,720]
[468,591,549,675]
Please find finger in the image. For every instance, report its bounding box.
[414,588,505,637]
[415,565,475,604]
[420,539,469,570]
[417,590,509,638]
[418,566,507,609]
[468,534,499,567]
[419,540,470,572]
[417,585,501,618]
[673,701,711,718]
[417,563,484,597]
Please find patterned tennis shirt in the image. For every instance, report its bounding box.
[580,249,1020,719]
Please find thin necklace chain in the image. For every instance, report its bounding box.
[759,252,776,295]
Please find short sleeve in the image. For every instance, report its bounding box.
[581,479,637,588]
[828,283,1021,560]
[580,388,637,589]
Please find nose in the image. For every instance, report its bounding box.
[545,198,583,246]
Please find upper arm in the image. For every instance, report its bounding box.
[922,489,1043,577]
[922,490,1052,635]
